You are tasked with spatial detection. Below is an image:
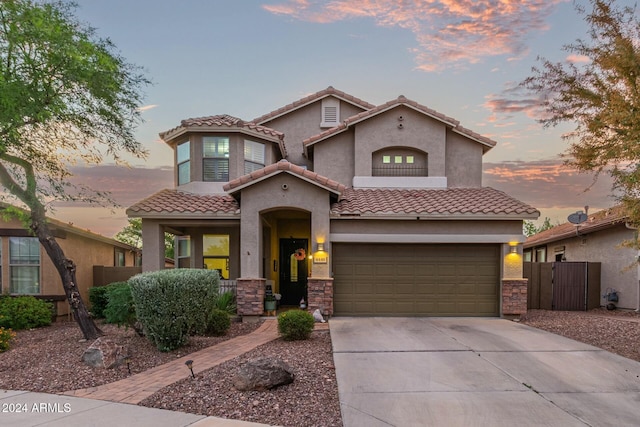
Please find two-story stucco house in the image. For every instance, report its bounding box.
[127,87,539,318]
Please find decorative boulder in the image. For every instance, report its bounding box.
[232,357,295,391]
[81,338,126,369]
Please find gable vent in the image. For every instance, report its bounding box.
[321,97,340,128]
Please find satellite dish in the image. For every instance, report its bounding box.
[568,211,588,225]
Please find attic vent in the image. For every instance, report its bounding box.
[321,97,340,128]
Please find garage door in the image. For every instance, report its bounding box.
[333,243,500,316]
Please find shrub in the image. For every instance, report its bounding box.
[104,283,136,328]
[207,308,231,336]
[214,290,236,315]
[277,309,315,341]
[0,296,53,330]
[0,326,15,352]
[129,269,219,351]
[89,286,109,318]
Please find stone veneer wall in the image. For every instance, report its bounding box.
[502,279,528,315]
[237,278,266,316]
[307,278,334,316]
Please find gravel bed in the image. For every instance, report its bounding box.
[520,308,640,362]
[140,330,342,427]
[0,319,262,393]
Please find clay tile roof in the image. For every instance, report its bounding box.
[331,187,539,217]
[224,159,346,194]
[525,205,627,247]
[126,189,239,216]
[159,114,287,157]
[303,96,496,151]
[253,86,375,124]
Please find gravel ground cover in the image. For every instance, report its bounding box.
[1,308,638,427]
[520,308,640,362]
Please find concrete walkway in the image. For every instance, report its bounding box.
[331,317,640,427]
[63,319,279,404]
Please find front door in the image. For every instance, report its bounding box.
[279,238,308,306]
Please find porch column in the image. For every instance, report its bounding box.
[237,278,266,316]
[502,279,528,316]
[240,211,261,278]
[310,206,331,279]
[141,219,165,272]
[307,278,333,316]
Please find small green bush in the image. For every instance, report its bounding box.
[214,290,236,315]
[277,309,315,341]
[104,283,136,328]
[129,269,219,351]
[0,296,53,330]
[89,286,110,318]
[0,326,15,352]
[207,308,231,336]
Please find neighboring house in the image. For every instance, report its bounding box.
[0,206,141,317]
[524,205,640,311]
[128,86,539,318]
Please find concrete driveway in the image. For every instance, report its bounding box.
[330,317,640,427]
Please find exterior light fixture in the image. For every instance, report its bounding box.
[510,245,518,254]
[317,242,324,252]
[185,359,195,378]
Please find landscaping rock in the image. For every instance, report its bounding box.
[232,357,294,391]
[81,338,126,369]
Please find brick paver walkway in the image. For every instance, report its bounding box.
[62,319,279,404]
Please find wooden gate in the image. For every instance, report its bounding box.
[524,262,601,311]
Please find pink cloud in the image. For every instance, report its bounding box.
[263,0,566,71]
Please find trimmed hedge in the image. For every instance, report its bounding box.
[129,269,219,351]
[207,308,231,336]
[0,296,53,330]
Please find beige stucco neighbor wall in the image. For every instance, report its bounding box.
[0,217,137,316]
[238,173,331,279]
[530,225,639,310]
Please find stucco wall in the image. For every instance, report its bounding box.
[238,173,331,278]
[532,225,639,310]
[330,219,523,235]
[0,217,137,315]
[353,106,446,178]
[312,129,355,186]
[445,131,483,187]
[260,97,366,167]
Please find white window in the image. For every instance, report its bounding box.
[203,137,229,182]
[177,236,191,268]
[321,97,340,128]
[244,140,265,174]
[177,140,190,185]
[10,237,40,294]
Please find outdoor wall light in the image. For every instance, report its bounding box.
[317,242,324,252]
[510,245,518,254]
[185,359,195,378]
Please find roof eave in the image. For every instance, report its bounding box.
[161,125,282,145]
[331,212,540,220]
[226,170,343,196]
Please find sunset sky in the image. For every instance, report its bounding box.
[49,0,628,237]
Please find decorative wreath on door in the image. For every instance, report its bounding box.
[293,248,306,261]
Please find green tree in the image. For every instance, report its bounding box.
[0,1,149,339]
[115,218,175,259]
[521,0,640,232]
[523,217,555,237]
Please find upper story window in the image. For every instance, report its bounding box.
[321,97,340,128]
[244,140,265,174]
[373,148,428,177]
[177,140,190,185]
[203,136,229,182]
